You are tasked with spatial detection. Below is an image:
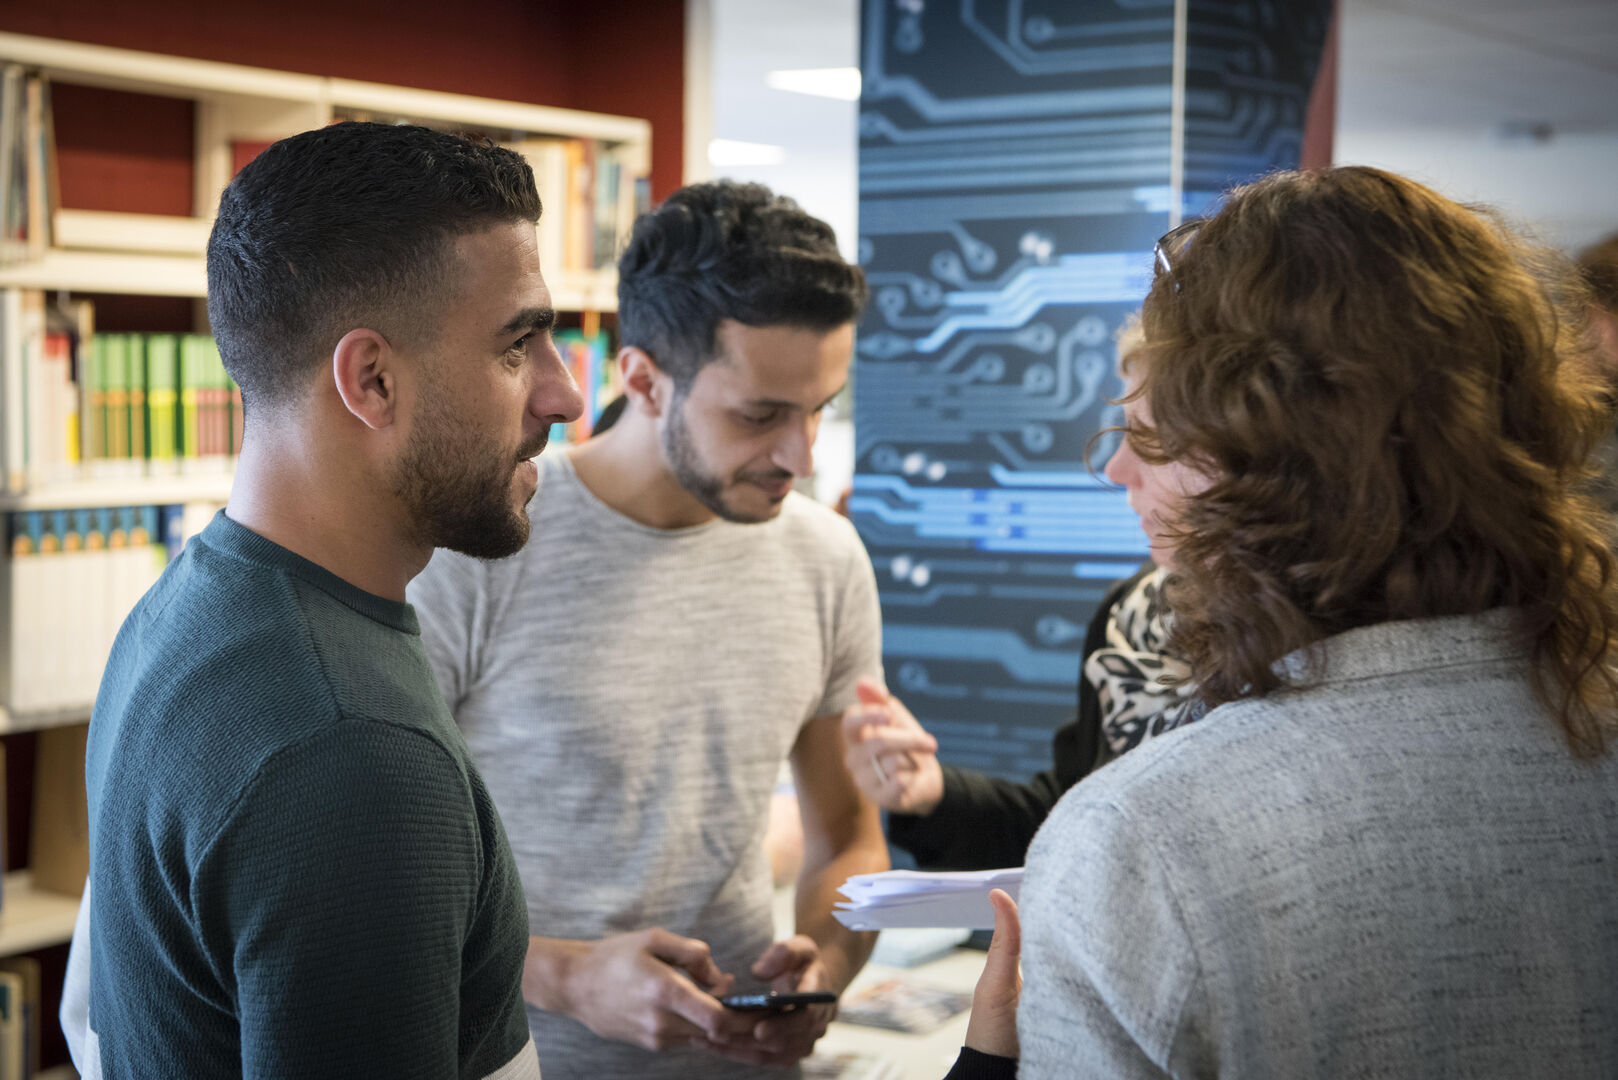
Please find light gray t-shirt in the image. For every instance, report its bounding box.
[409,451,882,1080]
[1020,610,1618,1079]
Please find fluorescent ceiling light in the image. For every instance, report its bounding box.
[708,138,787,167]
[766,67,862,101]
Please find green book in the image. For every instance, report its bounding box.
[145,334,178,468]
[126,333,147,464]
[179,334,202,462]
[102,333,128,463]
[84,334,104,463]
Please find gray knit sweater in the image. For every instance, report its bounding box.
[1020,610,1618,1079]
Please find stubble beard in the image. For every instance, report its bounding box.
[663,393,785,525]
[395,392,538,560]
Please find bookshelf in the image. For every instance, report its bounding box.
[0,34,654,1072]
[0,29,649,316]
[0,873,77,957]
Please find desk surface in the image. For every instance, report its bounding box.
[775,887,987,1080]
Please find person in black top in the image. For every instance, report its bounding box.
[867,567,1153,868]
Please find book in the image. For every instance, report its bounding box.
[0,506,174,711]
[146,334,179,474]
[0,289,24,492]
[0,954,42,1078]
[0,969,22,1080]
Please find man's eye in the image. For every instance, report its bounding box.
[506,333,532,359]
[742,412,777,426]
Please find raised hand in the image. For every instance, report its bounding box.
[841,676,945,815]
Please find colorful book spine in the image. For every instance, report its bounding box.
[145,334,179,475]
[1,503,177,712]
[127,333,147,466]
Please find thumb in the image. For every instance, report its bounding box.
[964,889,1022,1059]
[752,935,817,980]
[982,889,1022,988]
[855,676,891,706]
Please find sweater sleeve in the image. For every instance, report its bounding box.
[1018,796,1208,1079]
[940,1046,1019,1080]
[886,758,1070,869]
[884,568,1141,871]
[191,721,486,1080]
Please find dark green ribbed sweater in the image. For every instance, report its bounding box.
[85,511,533,1079]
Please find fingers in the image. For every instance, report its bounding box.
[648,971,751,1046]
[644,928,726,990]
[858,729,939,758]
[853,675,890,706]
[750,1002,833,1059]
[750,935,818,981]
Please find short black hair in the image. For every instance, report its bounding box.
[207,121,541,408]
[615,180,866,386]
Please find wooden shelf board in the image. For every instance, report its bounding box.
[0,248,207,297]
[0,705,90,736]
[0,871,80,957]
[0,473,233,512]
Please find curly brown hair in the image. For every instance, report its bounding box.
[1128,166,1618,756]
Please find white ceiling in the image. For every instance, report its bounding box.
[1336,0,1618,249]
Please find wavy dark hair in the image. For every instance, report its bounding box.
[616,180,866,388]
[1128,166,1618,757]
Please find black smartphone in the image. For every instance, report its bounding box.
[719,990,838,1013]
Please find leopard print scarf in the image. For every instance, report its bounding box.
[1082,567,1200,756]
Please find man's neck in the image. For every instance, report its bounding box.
[226,434,428,602]
[566,421,717,530]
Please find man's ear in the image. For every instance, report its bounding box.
[620,346,672,419]
[332,328,399,430]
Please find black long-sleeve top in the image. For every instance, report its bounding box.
[885,568,1149,870]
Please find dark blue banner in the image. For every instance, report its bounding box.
[854,0,1332,781]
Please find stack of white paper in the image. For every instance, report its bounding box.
[832,868,1024,931]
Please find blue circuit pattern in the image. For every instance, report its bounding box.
[854,0,1330,782]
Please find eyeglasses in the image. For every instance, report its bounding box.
[1153,219,1204,277]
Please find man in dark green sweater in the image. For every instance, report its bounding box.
[62,122,587,1078]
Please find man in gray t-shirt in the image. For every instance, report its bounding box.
[410,180,888,1080]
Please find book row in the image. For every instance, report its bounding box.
[551,328,623,444]
[0,64,53,267]
[0,289,240,494]
[1,504,185,713]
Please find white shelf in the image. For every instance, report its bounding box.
[0,705,90,736]
[550,269,620,313]
[0,473,232,511]
[0,31,651,153]
[0,871,80,957]
[0,219,618,309]
[54,208,213,256]
[0,248,207,297]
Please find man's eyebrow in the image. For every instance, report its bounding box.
[495,306,556,338]
[747,384,847,411]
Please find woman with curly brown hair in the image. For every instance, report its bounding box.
[1000,167,1618,1079]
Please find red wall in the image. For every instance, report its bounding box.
[0,0,685,202]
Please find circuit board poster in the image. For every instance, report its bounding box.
[852,0,1334,780]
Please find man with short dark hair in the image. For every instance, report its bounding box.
[65,121,582,1079]
[409,180,889,1079]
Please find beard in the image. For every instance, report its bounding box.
[662,393,791,525]
[394,393,545,560]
